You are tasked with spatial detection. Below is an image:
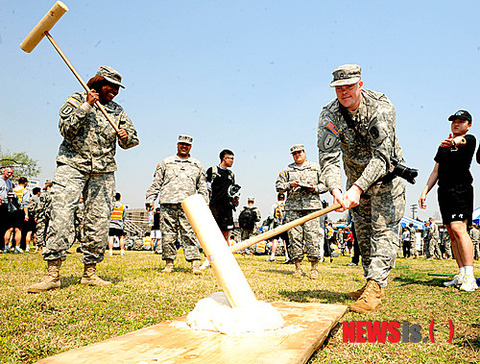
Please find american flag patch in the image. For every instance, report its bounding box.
[67,97,81,108]
[326,121,339,135]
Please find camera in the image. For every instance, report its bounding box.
[390,157,418,184]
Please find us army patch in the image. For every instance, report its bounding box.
[318,131,338,152]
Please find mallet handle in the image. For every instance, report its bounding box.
[44,31,120,133]
[231,203,342,253]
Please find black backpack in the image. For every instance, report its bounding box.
[238,208,255,230]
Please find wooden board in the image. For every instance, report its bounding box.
[38,302,347,364]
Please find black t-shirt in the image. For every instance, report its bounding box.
[206,166,235,209]
[434,134,476,188]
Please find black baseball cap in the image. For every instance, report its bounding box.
[448,109,472,123]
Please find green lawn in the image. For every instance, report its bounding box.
[0,249,478,363]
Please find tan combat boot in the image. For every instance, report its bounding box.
[309,260,319,279]
[349,280,383,314]
[27,259,62,293]
[162,259,174,273]
[294,259,304,278]
[192,260,203,275]
[80,263,112,287]
[347,282,386,300]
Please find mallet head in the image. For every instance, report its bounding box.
[20,1,68,53]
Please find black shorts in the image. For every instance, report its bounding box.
[210,205,234,232]
[6,210,24,229]
[268,223,288,241]
[109,228,124,237]
[438,184,473,226]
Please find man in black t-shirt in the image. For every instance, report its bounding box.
[206,149,239,242]
[419,109,477,291]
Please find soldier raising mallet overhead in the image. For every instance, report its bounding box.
[28,66,139,293]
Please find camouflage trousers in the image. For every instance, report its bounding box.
[444,238,452,257]
[472,240,480,260]
[423,240,430,256]
[285,210,323,262]
[240,228,257,254]
[43,164,115,264]
[351,178,405,288]
[428,237,442,258]
[160,204,201,262]
[35,216,50,247]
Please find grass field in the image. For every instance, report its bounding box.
[0,248,479,363]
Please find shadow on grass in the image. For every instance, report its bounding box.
[454,335,480,351]
[392,276,446,288]
[279,289,350,304]
[60,275,122,288]
[261,268,294,276]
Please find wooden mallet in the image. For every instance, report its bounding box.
[182,194,340,308]
[231,203,342,253]
[20,1,120,133]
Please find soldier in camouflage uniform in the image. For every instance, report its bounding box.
[408,223,418,258]
[28,66,139,293]
[427,217,442,259]
[317,64,406,313]
[443,231,452,259]
[469,225,480,260]
[275,144,327,279]
[34,180,53,252]
[145,135,208,275]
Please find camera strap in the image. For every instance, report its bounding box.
[338,104,358,135]
[338,102,397,184]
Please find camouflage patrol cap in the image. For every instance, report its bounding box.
[45,180,53,186]
[330,64,361,87]
[448,109,472,123]
[290,144,305,154]
[96,66,125,89]
[177,134,193,145]
[247,197,255,202]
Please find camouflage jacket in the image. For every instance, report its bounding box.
[57,91,139,173]
[36,190,53,220]
[317,89,403,193]
[146,155,208,205]
[469,228,480,242]
[275,160,327,210]
[27,195,40,217]
[427,223,440,242]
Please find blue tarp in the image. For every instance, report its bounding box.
[400,217,425,230]
[473,207,480,224]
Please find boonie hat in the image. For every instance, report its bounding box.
[177,134,193,145]
[96,66,125,89]
[330,64,361,87]
[290,144,305,154]
[448,109,472,123]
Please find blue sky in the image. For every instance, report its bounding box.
[1,1,480,221]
